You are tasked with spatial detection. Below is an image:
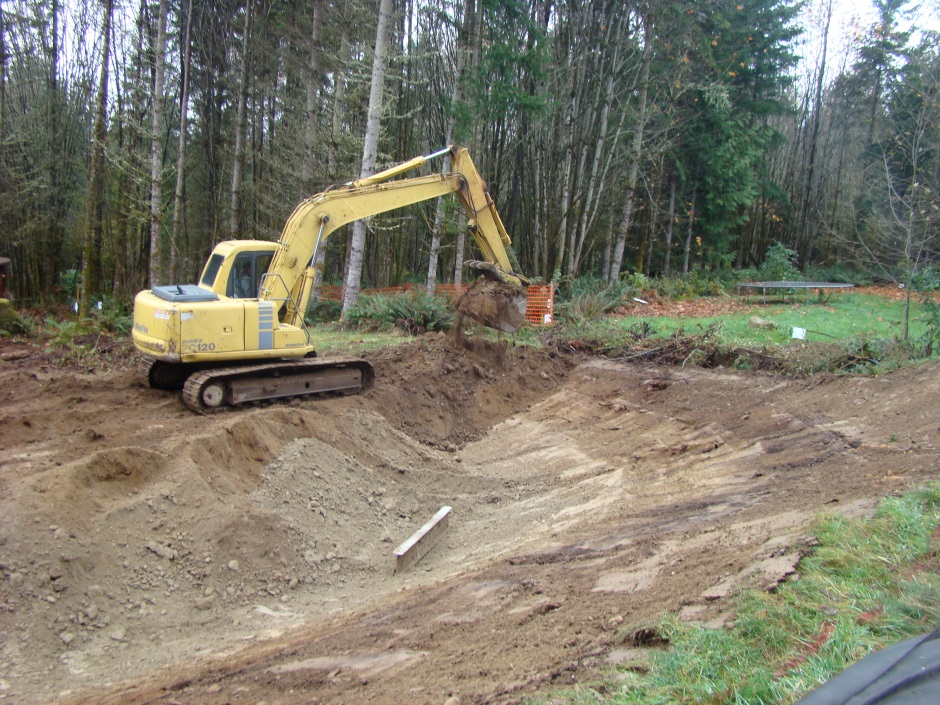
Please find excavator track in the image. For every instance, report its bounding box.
[139,355,195,391]
[181,357,375,413]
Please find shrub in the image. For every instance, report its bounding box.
[910,265,940,292]
[622,271,652,293]
[650,272,726,299]
[735,267,760,284]
[759,242,801,281]
[0,300,33,337]
[556,278,637,325]
[915,298,940,357]
[343,292,453,333]
[306,299,343,323]
[58,269,80,302]
[805,264,872,286]
[93,297,132,335]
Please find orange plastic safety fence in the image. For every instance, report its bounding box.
[525,285,554,326]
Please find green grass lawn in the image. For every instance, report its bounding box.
[308,292,938,374]
[595,293,931,350]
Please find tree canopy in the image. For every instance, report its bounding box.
[0,0,937,303]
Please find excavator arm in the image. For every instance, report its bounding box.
[259,145,527,328]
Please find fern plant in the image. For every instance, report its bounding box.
[344,292,454,333]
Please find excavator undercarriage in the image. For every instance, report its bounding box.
[142,356,375,413]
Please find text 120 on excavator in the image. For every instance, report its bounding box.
[132,145,529,412]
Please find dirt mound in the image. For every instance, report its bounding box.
[365,333,574,448]
[0,335,576,702]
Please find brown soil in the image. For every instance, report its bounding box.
[454,279,526,333]
[0,332,938,705]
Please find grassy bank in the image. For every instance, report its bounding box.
[544,485,940,705]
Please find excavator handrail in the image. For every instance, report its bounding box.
[257,270,314,345]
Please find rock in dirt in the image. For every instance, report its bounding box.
[145,540,178,561]
[194,595,216,611]
[749,316,777,329]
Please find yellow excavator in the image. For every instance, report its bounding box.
[132,145,528,412]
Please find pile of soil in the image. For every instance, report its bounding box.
[367,332,572,448]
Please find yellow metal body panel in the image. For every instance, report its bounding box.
[199,240,277,297]
[132,290,313,363]
[132,292,179,358]
[179,299,245,357]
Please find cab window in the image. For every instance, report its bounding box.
[228,255,256,298]
[226,251,274,299]
[254,254,273,294]
[200,254,224,287]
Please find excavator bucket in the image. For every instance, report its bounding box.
[455,261,528,333]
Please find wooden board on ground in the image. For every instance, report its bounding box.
[394,506,452,573]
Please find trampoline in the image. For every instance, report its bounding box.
[736,281,854,305]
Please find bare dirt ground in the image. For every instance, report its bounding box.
[1,327,938,705]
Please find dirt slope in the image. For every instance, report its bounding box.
[0,333,937,705]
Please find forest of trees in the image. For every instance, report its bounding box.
[0,0,938,310]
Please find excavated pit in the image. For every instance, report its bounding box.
[2,336,940,704]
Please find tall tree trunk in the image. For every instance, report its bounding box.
[230,1,252,239]
[797,0,832,269]
[683,184,697,274]
[425,144,454,295]
[80,0,113,318]
[304,0,328,307]
[301,0,323,193]
[570,33,623,277]
[553,43,580,276]
[327,25,348,181]
[342,0,393,315]
[602,219,614,280]
[0,2,7,141]
[609,10,653,283]
[170,0,194,283]
[664,169,676,276]
[114,0,148,295]
[148,0,169,286]
[43,0,62,302]
[453,0,484,286]
[534,142,546,276]
[427,0,473,295]
[313,27,349,301]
